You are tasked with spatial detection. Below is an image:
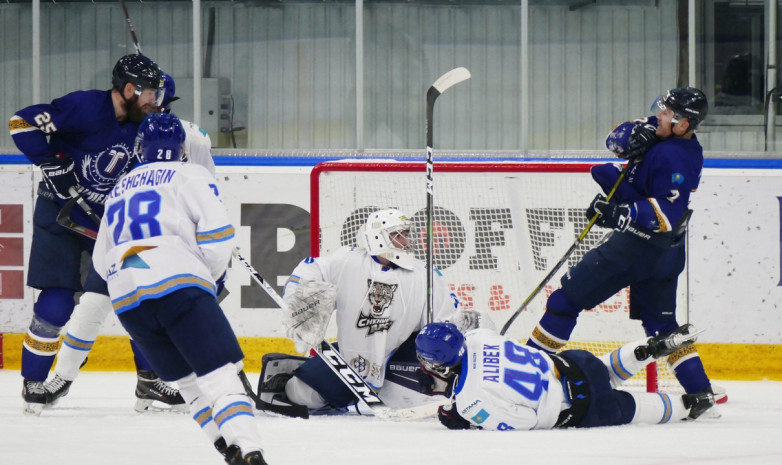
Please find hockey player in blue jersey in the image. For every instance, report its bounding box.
[526,87,721,413]
[40,72,218,413]
[415,322,716,431]
[9,54,184,414]
[93,112,267,465]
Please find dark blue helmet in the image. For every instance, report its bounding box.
[134,113,186,163]
[112,54,163,96]
[651,87,708,129]
[415,323,465,370]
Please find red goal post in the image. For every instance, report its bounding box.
[311,160,684,391]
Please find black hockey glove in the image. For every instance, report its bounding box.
[622,121,659,160]
[438,404,474,430]
[589,194,635,232]
[416,365,453,396]
[40,156,78,200]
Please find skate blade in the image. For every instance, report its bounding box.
[23,401,45,416]
[134,398,188,414]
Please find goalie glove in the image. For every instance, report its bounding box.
[40,155,79,200]
[447,310,496,333]
[282,279,337,352]
[588,194,636,232]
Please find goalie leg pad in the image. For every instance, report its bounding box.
[257,353,309,401]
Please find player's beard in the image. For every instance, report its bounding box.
[125,96,155,123]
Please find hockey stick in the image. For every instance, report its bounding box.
[425,67,471,323]
[120,0,143,55]
[55,187,101,240]
[232,248,440,420]
[499,160,636,335]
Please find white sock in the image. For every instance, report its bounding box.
[630,392,688,424]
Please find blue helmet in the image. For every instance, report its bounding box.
[158,72,180,112]
[415,323,465,369]
[134,113,186,163]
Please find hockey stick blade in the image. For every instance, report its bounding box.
[431,67,471,96]
[56,196,98,240]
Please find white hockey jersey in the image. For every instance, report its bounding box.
[181,119,215,177]
[92,162,234,314]
[452,328,567,431]
[286,246,459,389]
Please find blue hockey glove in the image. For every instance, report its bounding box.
[438,404,474,430]
[40,156,78,200]
[590,194,635,231]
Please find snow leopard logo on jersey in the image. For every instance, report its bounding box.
[356,279,395,335]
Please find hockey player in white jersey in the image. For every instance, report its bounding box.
[265,208,490,413]
[415,322,717,431]
[92,112,267,465]
[42,73,215,412]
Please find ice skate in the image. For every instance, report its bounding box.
[243,450,269,465]
[134,369,187,413]
[634,324,704,360]
[682,388,716,420]
[22,379,47,415]
[43,374,73,407]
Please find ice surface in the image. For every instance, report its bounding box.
[0,370,780,465]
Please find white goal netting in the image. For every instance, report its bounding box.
[312,160,686,389]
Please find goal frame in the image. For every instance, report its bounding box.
[310,160,675,392]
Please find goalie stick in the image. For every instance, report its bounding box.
[499,160,636,335]
[425,67,471,323]
[232,248,440,421]
[55,187,101,240]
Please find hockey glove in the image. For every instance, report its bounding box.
[416,365,453,396]
[438,403,474,430]
[40,156,79,200]
[589,194,635,232]
[282,279,338,352]
[624,120,659,160]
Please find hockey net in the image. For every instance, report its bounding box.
[311,160,685,391]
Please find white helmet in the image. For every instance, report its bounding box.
[363,209,416,270]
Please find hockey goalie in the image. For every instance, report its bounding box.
[258,208,492,415]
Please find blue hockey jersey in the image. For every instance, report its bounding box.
[9,89,141,218]
[594,118,703,233]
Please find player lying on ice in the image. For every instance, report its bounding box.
[257,208,493,414]
[414,322,716,431]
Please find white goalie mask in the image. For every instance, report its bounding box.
[363,209,417,270]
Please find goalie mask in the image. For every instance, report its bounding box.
[363,209,416,270]
[415,322,465,377]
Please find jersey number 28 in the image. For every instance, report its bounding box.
[105,190,162,244]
